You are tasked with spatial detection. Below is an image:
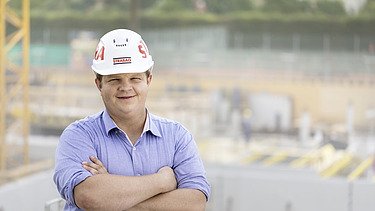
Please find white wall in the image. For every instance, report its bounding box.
[206,164,375,211]
[248,93,292,132]
[0,170,60,211]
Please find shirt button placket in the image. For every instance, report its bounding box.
[132,146,142,176]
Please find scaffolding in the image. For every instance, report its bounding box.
[0,0,30,173]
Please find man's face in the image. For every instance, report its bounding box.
[95,72,152,117]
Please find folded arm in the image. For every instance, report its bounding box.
[75,160,176,211]
[127,188,206,211]
[82,157,206,211]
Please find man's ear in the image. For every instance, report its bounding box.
[95,78,102,91]
[147,74,153,86]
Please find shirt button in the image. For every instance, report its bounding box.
[133,147,136,151]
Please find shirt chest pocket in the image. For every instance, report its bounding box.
[106,152,135,175]
[141,142,175,175]
[97,137,175,176]
[97,141,135,176]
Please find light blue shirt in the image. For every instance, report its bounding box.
[53,110,210,210]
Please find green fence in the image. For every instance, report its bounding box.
[9,44,71,67]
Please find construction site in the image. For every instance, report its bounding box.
[1,0,375,211]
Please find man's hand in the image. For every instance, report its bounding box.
[157,166,177,193]
[82,156,109,175]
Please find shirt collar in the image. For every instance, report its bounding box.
[142,109,150,134]
[102,109,161,138]
[103,109,117,135]
[148,112,162,137]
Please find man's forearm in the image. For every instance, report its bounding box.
[128,188,206,211]
[74,172,174,211]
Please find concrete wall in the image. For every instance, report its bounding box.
[206,164,375,211]
[0,164,374,211]
[0,170,59,211]
[248,93,292,131]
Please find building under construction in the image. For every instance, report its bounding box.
[1,0,375,211]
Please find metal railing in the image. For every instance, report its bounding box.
[45,198,65,211]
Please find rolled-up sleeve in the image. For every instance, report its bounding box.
[172,126,211,200]
[53,124,96,206]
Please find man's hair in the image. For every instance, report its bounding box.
[95,69,152,82]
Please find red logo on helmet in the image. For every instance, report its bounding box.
[138,40,148,58]
[95,46,105,61]
[113,57,132,65]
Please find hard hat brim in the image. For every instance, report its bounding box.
[91,60,154,75]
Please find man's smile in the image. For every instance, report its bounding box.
[117,95,135,100]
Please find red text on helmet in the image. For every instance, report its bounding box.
[113,57,132,65]
[138,40,148,58]
[95,46,105,61]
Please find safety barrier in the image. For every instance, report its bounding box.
[44,198,65,211]
[199,140,375,181]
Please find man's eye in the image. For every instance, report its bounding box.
[108,79,119,82]
[131,78,142,81]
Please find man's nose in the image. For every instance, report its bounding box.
[118,80,132,91]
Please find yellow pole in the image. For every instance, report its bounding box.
[0,0,7,171]
[22,0,30,165]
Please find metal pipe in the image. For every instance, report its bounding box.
[22,0,30,165]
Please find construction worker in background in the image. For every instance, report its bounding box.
[241,108,252,143]
[53,29,210,211]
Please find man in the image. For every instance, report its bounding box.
[53,29,210,211]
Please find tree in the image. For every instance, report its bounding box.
[205,0,253,14]
[262,0,312,14]
[153,0,194,12]
[360,0,375,15]
[315,0,345,15]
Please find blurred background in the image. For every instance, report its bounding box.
[1,0,375,210]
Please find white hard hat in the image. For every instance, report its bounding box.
[91,29,154,75]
